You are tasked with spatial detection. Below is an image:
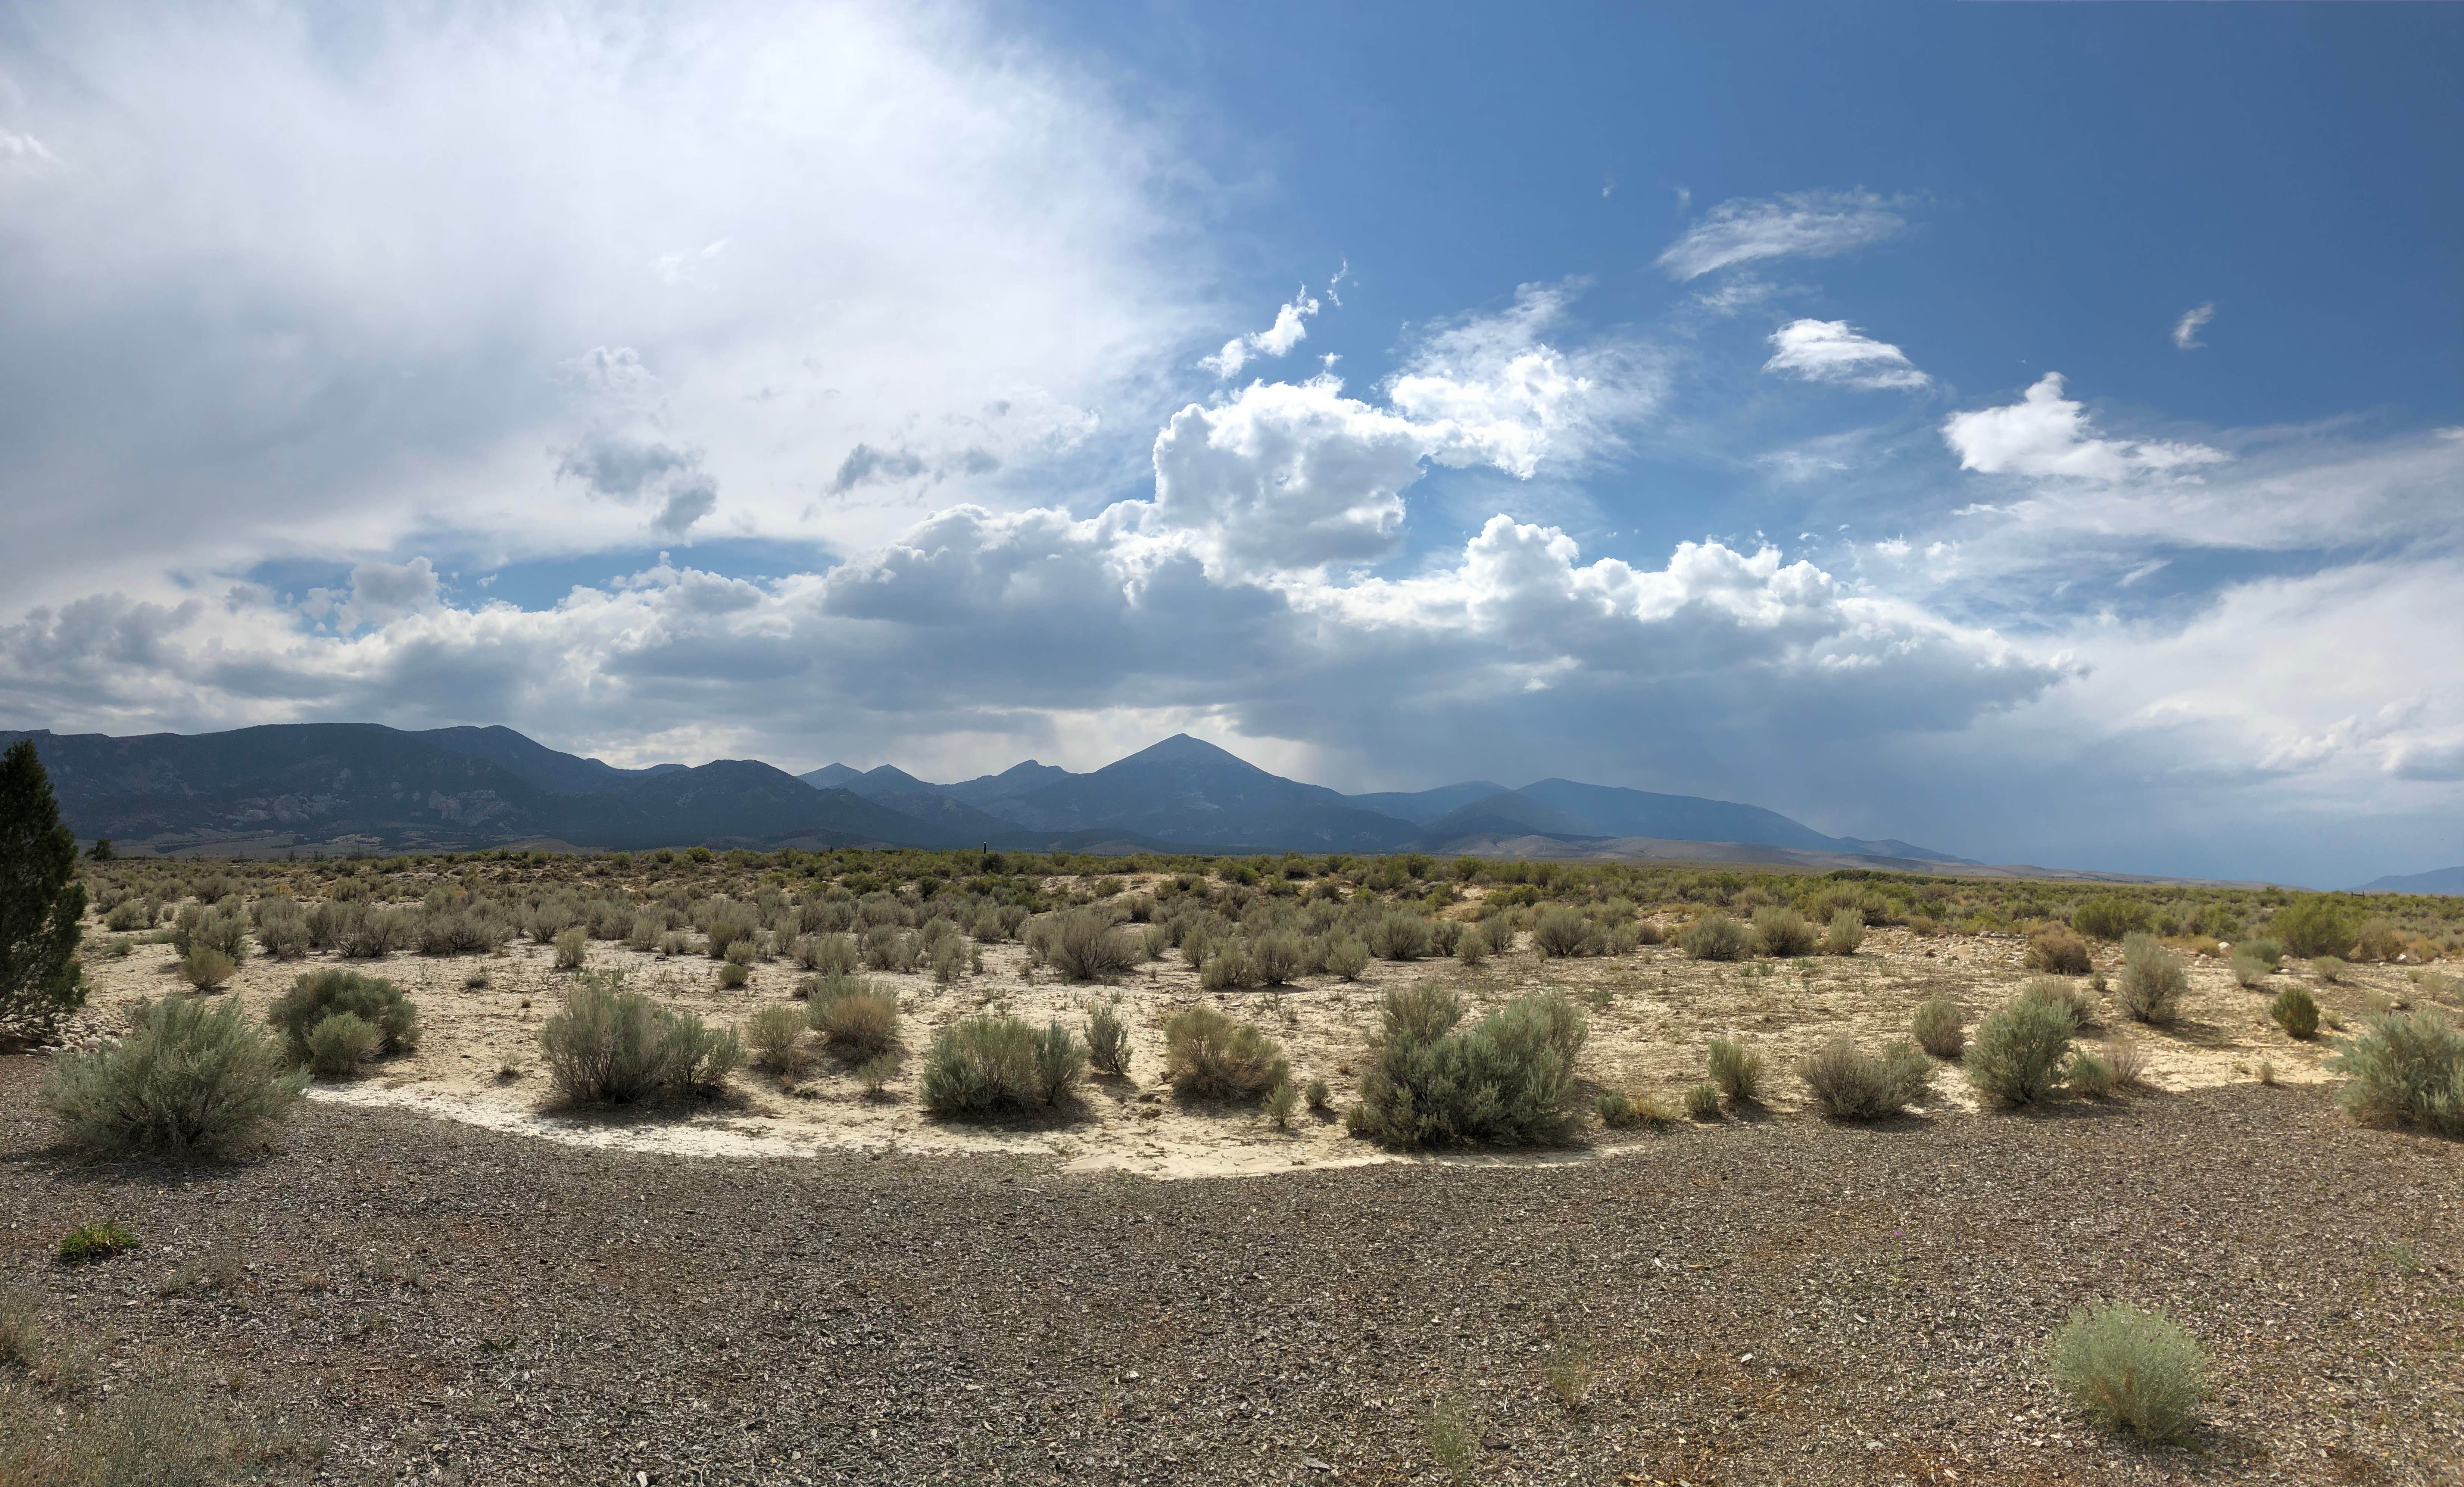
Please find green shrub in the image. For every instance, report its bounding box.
[2229,949,2273,989]
[810,986,901,1059]
[265,969,418,1062]
[1752,907,1817,957]
[1454,930,1488,967]
[553,925,589,970]
[1264,1078,1299,1129]
[1966,992,2077,1106]
[1683,1082,1723,1120]
[2328,1011,2463,1136]
[1198,944,1260,990]
[858,1053,897,1098]
[252,899,311,959]
[2271,895,2358,958]
[2019,975,2097,1030]
[1322,936,1371,980]
[1531,906,1596,958]
[1344,989,1587,1149]
[2270,986,2319,1041]
[1251,932,1306,985]
[920,1016,1076,1116]
[1033,1020,1086,1103]
[2048,1304,2207,1441]
[2068,1049,2115,1098]
[1086,1001,1133,1076]
[1036,908,1139,982]
[170,904,249,960]
[304,1011,383,1078]
[1164,1006,1289,1101]
[628,914,662,953]
[45,997,304,1156]
[2071,897,2148,942]
[746,1004,808,1074]
[1596,1088,1639,1128]
[1365,911,1433,961]
[2314,955,2347,984]
[103,897,154,933]
[57,1220,140,1265]
[716,960,751,988]
[1305,1076,1331,1112]
[2350,918,2403,963]
[2241,936,2283,967]
[1797,1037,1934,1119]
[804,931,860,976]
[537,979,740,1105]
[1706,1038,1764,1106]
[2114,933,2187,1024]
[2026,925,2093,974]
[1912,997,1965,1059]
[1823,909,1865,956]
[178,945,237,991]
[1679,913,1749,961]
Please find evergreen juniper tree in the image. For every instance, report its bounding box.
[1,739,87,1042]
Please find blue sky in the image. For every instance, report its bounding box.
[0,1,2457,886]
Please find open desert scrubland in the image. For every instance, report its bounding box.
[53,855,2463,1180]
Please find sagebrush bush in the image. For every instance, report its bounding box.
[1683,1081,1722,1120]
[1251,932,1306,986]
[266,969,419,1063]
[2351,918,2404,963]
[810,985,901,1059]
[2048,1304,2207,1441]
[1264,1078,1299,1129]
[804,931,860,976]
[538,979,740,1105]
[178,945,237,991]
[1706,1038,1764,1106]
[170,905,249,961]
[2068,1049,2116,1098]
[2116,933,2187,1024]
[1086,1001,1132,1076]
[2229,949,2274,989]
[2270,986,2319,1041]
[304,1011,383,1078]
[1966,992,2077,1106]
[1912,997,1965,1059]
[2071,897,2148,942]
[1038,908,1139,982]
[746,1004,808,1074]
[1198,944,1260,991]
[1365,911,1433,961]
[2271,896,2358,959]
[2026,925,2093,975]
[1164,1006,1289,1101]
[2328,1011,2463,1136]
[2019,975,2097,1030]
[46,996,304,1156]
[2314,955,2347,983]
[1752,907,1817,957]
[1679,913,1749,961]
[252,899,311,959]
[1798,1037,1934,1120]
[1824,909,1865,957]
[1345,988,1587,1149]
[553,925,589,970]
[1305,1075,1331,1111]
[1531,906,1596,958]
[1322,936,1371,980]
[920,1015,1079,1116]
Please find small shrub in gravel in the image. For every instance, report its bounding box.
[2069,1049,2116,1099]
[178,945,237,991]
[2270,986,2320,1041]
[1424,1396,1477,1485]
[1164,1006,1289,1101]
[57,1220,140,1264]
[857,1054,896,1098]
[2018,975,2097,1031]
[1531,906,1596,958]
[1035,909,1139,982]
[553,926,589,970]
[746,1004,808,1075]
[1823,909,1865,957]
[2048,1303,2207,1441]
[1264,1078,1299,1129]
[920,1016,1077,1117]
[1966,992,2077,1106]
[1322,936,1371,980]
[810,986,901,1060]
[1598,1089,1676,1129]
[1752,907,1817,957]
[2328,1011,2464,1137]
[1683,1081,1723,1120]
[1365,911,1433,962]
[1085,1001,1132,1076]
[1706,1038,1764,1106]
[2313,955,2347,984]
[2026,925,2093,974]
[2117,933,2187,1025]
[2230,949,2274,989]
[1679,913,1749,961]
[304,1011,384,1078]
[1912,997,1965,1059]
[538,979,740,1106]
[1797,1037,1934,1120]
[266,969,419,1063]
[46,996,305,1156]
[716,960,751,989]
[1305,1076,1331,1112]
[1346,989,1586,1149]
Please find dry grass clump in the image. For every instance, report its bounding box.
[2116,933,2187,1025]
[1966,991,2077,1107]
[1164,1006,1289,1101]
[1679,913,1749,961]
[1705,1037,1764,1106]
[1911,997,1965,1059]
[2048,1303,2208,1441]
[1346,985,1587,1149]
[2026,925,2093,975]
[919,1016,1083,1116]
[2329,1011,2463,1137]
[537,977,740,1106]
[1797,1037,1934,1120]
[46,996,305,1156]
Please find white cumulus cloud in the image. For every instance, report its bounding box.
[1201,289,1320,378]
[1762,319,1929,390]
[1942,374,2226,481]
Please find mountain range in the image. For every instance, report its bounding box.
[3,721,1979,866]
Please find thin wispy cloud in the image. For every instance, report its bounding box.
[1762,318,1929,390]
[2172,301,2216,350]
[1655,189,1908,280]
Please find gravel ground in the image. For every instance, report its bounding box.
[2,1056,2459,1486]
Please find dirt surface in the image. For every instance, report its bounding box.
[59,914,2445,1177]
[2,1058,2459,1486]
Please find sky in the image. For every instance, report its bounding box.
[1,1,2458,887]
